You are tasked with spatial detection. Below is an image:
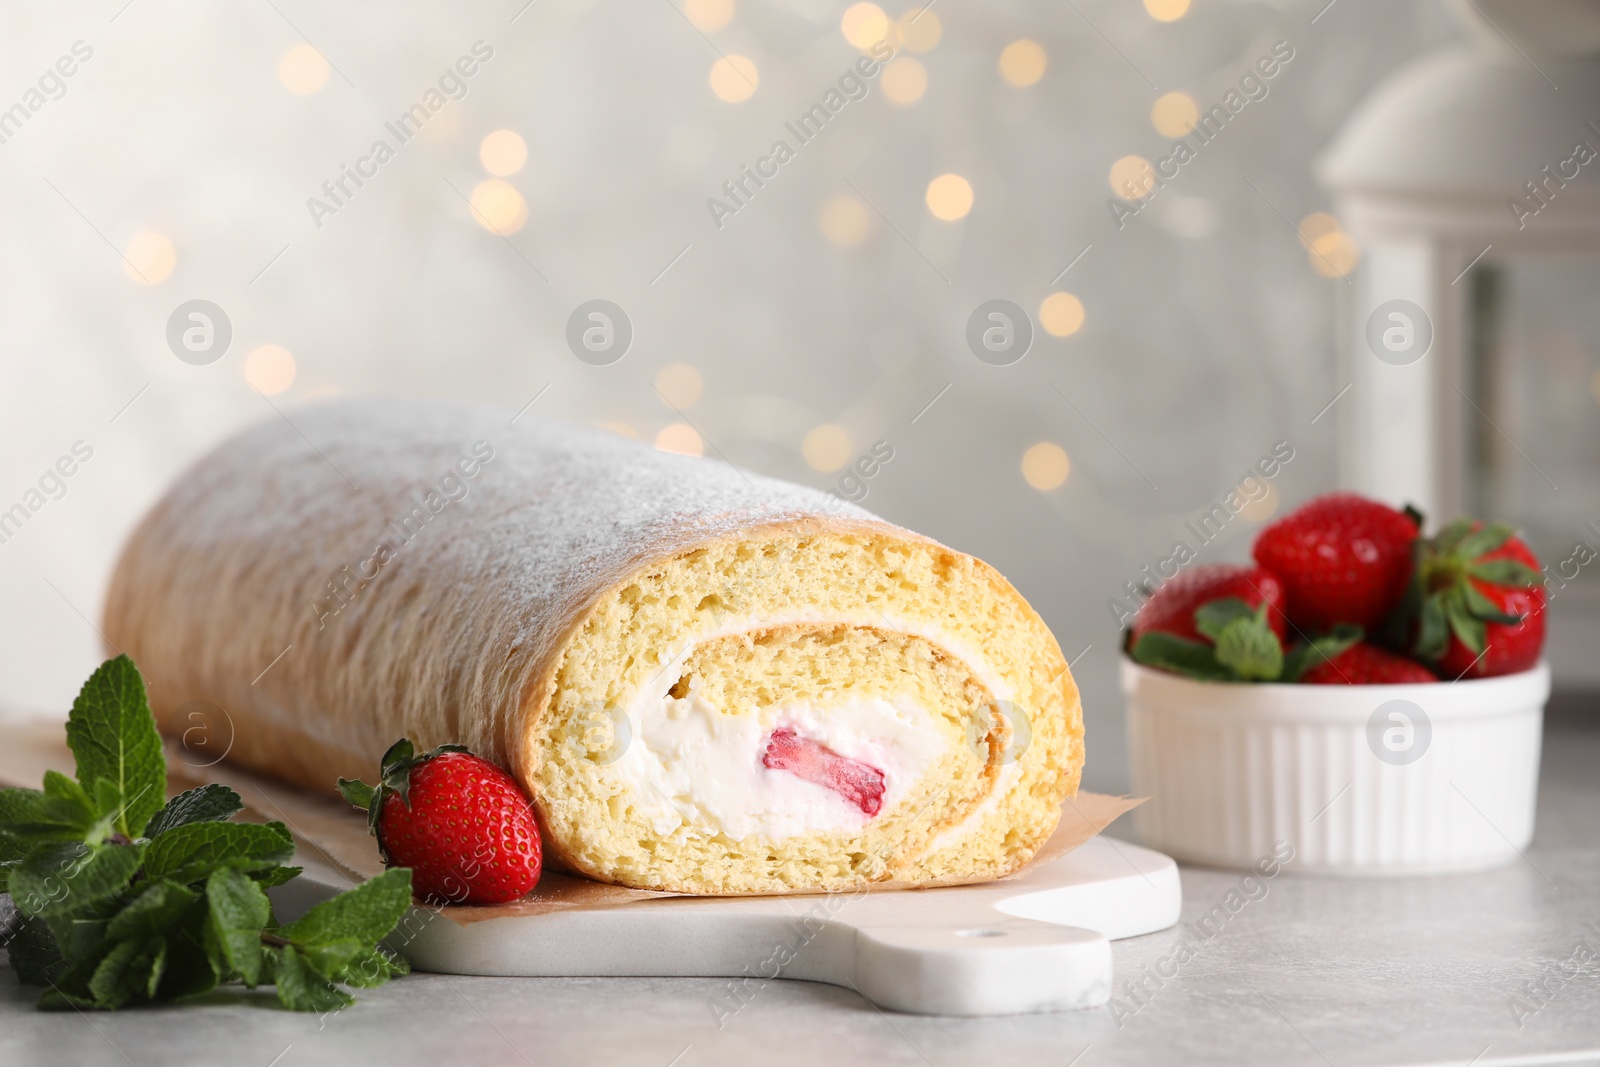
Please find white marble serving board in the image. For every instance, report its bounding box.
[273,835,1182,1017]
[0,717,1181,1017]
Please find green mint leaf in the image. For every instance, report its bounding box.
[336,778,375,811]
[42,770,97,818]
[1,831,26,863]
[64,655,165,840]
[88,935,166,1010]
[107,880,198,940]
[1130,632,1233,680]
[204,866,272,987]
[86,779,129,845]
[0,786,96,843]
[296,938,372,980]
[1282,624,1364,682]
[10,841,144,919]
[44,897,125,963]
[144,784,245,839]
[155,922,220,1002]
[269,945,353,1013]
[142,821,294,885]
[6,914,68,987]
[251,865,303,889]
[280,867,413,951]
[1192,597,1257,643]
[1456,522,1515,561]
[1212,609,1285,681]
[43,920,122,1006]
[0,832,26,892]
[333,945,409,989]
[1466,558,1541,587]
[37,988,98,1011]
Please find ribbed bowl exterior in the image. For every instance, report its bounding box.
[1123,659,1549,875]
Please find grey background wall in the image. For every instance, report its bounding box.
[0,0,1459,792]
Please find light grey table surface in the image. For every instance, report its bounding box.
[3,706,1598,1067]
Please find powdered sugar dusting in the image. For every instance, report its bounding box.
[107,398,892,779]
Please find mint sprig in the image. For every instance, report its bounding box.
[0,655,414,1012]
[1131,597,1363,683]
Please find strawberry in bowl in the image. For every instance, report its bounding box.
[1122,492,1550,875]
[1407,520,1546,679]
[1252,492,1420,633]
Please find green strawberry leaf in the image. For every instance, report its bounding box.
[204,866,272,987]
[1130,632,1233,681]
[347,739,468,839]
[1282,624,1365,682]
[335,778,375,811]
[1462,581,1523,625]
[145,784,245,839]
[64,656,165,841]
[9,841,144,919]
[1414,593,1450,660]
[379,738,417,777]
[1445,591,1488,656]
[1455,522,1515,561]
[280,867,413,951]
[1380,542,1427,649]
[269,945,354,1013]
[142,821,294,885]
[1466,558,1541,586]
[107,880,199,940]
[1212,607,1285,681]
[1433,518,1476,556]
[1192,598,1257,643]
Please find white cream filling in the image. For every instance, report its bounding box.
[605,611,1018,846]
[611,678,946,839]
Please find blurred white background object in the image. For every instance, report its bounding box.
[1321,0,1600,685]
[4,0,1586,793]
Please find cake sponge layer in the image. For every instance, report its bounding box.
[530,528,1082,893]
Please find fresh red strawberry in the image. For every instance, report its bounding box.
[1130,564,1289,645]
[1253,493,1421,632]
[1300,642,1438,684]
[1411,521,1545,679]
[339,740,542,905]
[763,727,885,815]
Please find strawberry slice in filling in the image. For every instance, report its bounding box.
[762,727,886,816]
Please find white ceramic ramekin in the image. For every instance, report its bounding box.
[1123,657,1550,876]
